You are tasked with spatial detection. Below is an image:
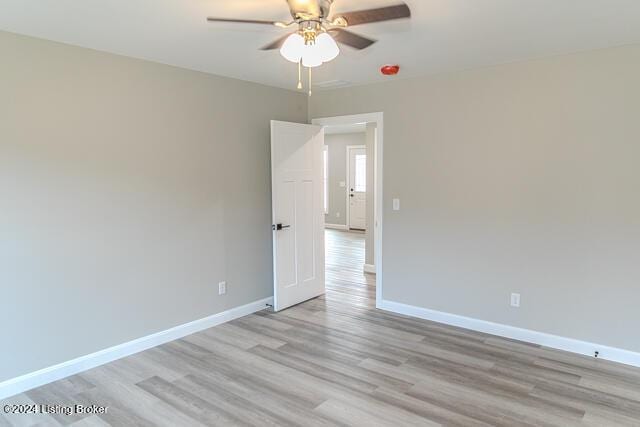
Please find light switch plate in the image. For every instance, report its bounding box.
[339,181,346,188]
[393,199,400,211]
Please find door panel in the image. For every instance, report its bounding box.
[275,180,296,288]
[299,179,316,282]
[271,121,325,311]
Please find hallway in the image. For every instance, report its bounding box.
[325,229,375,309]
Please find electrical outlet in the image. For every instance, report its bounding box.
[393,199,400,211]
[510,293,521,308]
[218,281,227,295]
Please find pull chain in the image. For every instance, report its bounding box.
[308,66,312,97]
[297,60,303,90]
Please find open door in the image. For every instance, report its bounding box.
[271,120,325,311]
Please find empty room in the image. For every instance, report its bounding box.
[1,0,640,426]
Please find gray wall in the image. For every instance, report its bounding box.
[310,44,640,353]
[0,31,307,382]
[324,132,366,226]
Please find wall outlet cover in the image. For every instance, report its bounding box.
[510,293,521,308]
[218,281,227,295]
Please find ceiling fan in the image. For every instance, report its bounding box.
[207,0,411,94]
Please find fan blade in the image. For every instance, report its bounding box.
[207,17,278,26]
[261,33,293,50]
[330,29,376,50]
[334,4,411,27]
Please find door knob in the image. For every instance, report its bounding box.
[350,194,354,197]
[273,223,291,231]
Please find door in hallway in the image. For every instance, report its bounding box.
[348,146,366,230]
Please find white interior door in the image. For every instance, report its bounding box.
[348,146,367,230]
[271,120,325,312]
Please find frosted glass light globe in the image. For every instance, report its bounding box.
[301,44,323,68]
[280,33,305,63]
[316,33,340,63]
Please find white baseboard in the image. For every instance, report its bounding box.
[0,297,273,400]
[378,299,640,368]
[325,223,348,231]
[363,264,376,274]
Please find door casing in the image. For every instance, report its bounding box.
[311,112,384,309]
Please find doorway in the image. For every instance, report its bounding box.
[312,113,383,308]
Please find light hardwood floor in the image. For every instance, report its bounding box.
[2,229,640,426]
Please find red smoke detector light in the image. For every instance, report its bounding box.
[381,65,400,76]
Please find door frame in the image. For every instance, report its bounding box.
[345,144,366,230]
[311,112,384,309]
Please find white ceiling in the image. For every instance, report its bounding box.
[2,0,640,90]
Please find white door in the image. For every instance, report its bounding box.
[348,146,367,230]
[271,120,325,312]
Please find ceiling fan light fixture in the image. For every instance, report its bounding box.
[316,32,340,63]
[280,33,305,63]
[208,1,412,92]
